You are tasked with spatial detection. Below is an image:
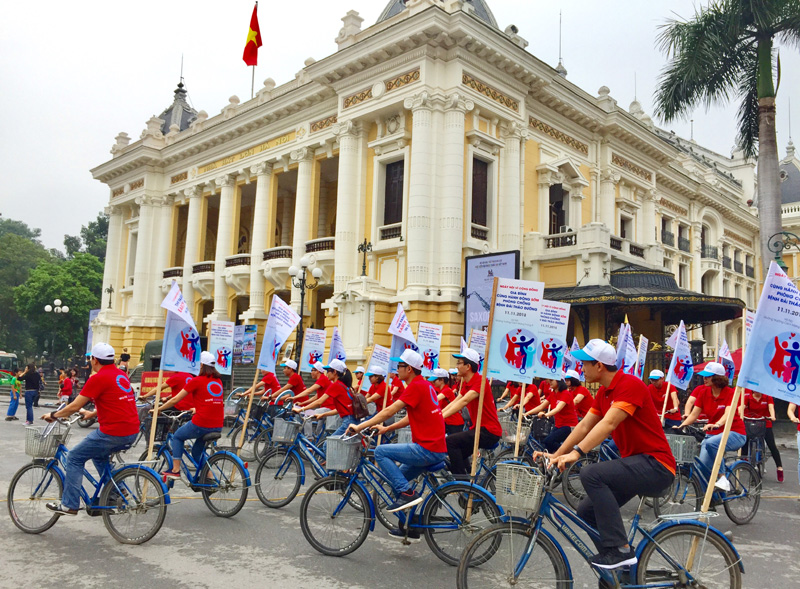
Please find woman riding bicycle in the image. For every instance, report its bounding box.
[158,351,224,480]
[566,370,593,419]
[741,388,783,482]
[43,343,140,516]
[430,368,465,435]
[647,369,680,429]
[675,361,746,492]
[363,365,388,415]
[294,358,358,437]
[525,376,578,453]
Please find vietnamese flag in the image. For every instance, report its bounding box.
[242,3,262,66]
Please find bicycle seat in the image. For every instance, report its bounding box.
[201,432,222,443]
[425,461,447,472]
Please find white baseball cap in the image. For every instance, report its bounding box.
[280,359,298,371]
[324,358,347,373]
[648,369,665,379]
[449,368,458,375]
[572,339,616,365]
[355,366,365,374]
[453,348,481,366]
[366,365,387,377]
[311,361,325,373]
[91,342,115,361]
[200,351,216,366]
[698,362,725,377]
[429,368,450,381]
[391,349,424,370]
[565,369,581,380]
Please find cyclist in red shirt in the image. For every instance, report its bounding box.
[354,366,365,394]
[566,370,593,419]
[646,369,680,428]
[498,380,520,403]
[265,360,306,403]
[364,365,389,414]
[239,369,280,403]
[141,372,195,411]
[290,362,329,407]
[429,368,465,435]
[295,359,357,437]
[545,339,675,570]
[43,343,140,516]
[741,388,783,481]
[350,349,447,539]
[525,377,578,452]
[441,348,502,476]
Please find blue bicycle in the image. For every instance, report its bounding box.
[8,415,170,544]
[457,460,743,588]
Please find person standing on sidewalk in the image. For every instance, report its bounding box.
[20,364,43,425]
[5,369,22,421]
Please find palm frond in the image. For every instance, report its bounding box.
[735,49,760,159]
[775,0,800,50]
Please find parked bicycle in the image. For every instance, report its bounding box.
[8,415,170,544]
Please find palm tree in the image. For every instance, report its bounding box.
[654,0,800,276]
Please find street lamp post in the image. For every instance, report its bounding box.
[357,239,372,277]
[105,284,114,309]
[44,298,69,367]
[288,257,322,364]
[767,231,800,273]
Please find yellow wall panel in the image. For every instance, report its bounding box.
[540,260,577,288]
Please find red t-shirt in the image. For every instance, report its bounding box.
[506,383,521,401]
[390,378,406,403]
[463,373,502,436]
[368,381,389,409]
[689,384,710,420]
[60,377,73,396]
[648,383,679,420]
[743,390,773,429]
[571,386,594,418]
[399,375,447,453]
[261,372,281,405]
[287,372,306,397]
[539,380,551,397]
[590,371,676,475]
[167,372,195,411]
[438,385,464,426]
[547,389,578,428]
[184,374,225,429]
[326,380,354,418]
[80,364,140,437]
[693,386,746,436]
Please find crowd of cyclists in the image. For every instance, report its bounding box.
[6,336,799,586]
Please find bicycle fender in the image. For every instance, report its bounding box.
[289,447,306,485]
[634,520,744,573]
[113,464,172,505]
[352,477,376,532]
[214,450,252,487]
[421,480,506,518]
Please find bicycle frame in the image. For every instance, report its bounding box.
[686,457,752,503]
[284,432,328,484]
[158,433,250,489]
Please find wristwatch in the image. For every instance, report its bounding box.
[573,445,587,458]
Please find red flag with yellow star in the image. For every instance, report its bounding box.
[242,3,262,66]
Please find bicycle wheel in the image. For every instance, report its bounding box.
[7,463,63,534]
[491,448,534,467]
[229,422,259,462]
[370,475,395,531]
[253,428,274,461]
[138,446,170,474]
[421,482,503,567]
[299,475,371,557]
[653,470,701,518]
[456,521,570,588]
[200,453,249,518]
[254,448,302,508]
[100,468,167,545]
[636,523,742,588]
[723,462,761,525]
[561,455,597,511]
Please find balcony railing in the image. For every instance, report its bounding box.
[722,256,731,269]
[305,237,335,253]
[263,246,292,261]
[629,244,645,258]
[546,232,577,249]
[163,268,183,279]
[661,231,675,247]
[610,236,622,251]
[380,223,402,241]
[734,260,743,273]
[701,245,718,259]
[745,265,755,278]
[471,225,489,241]
[192,262,215,274]
[678,237,691,252]
[225,254,250,268]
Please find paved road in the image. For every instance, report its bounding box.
[1,402,798,589]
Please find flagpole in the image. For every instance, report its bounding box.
[513,383,527,458]
[251,66,255,100]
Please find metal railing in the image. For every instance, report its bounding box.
[305,238,335,253]
[610,236,622,251]
[545,232,577,249]
[471,225,488,241]
[263,247,292,261]
[745,265,755,278]
[629,244,645,258]
[722,256,731,269]
[162,268,183,279]
[380,223,402,240]
[192,262,215,274]
[678,237,691,252]
[225,254,250,268]
[661,231,675,247]
[701,245,718,259]
[734,260,743,273]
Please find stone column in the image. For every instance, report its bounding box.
[599,171,619,234]
[566,185,584,231]
[332,121,362,293]
[499,122,526,251]
[101,205,124,313]
[181,186,204,317]
[245,162,273,319]
[149,196,175,319]
[641,189,657,245]
[280,194,293,247]
[130,196,155,319]
[210,174,237,321]
[403,92,436,289]
[691,219,703,292]
[538,173,551,234]
[437,94,473,290]
[290,147,315,308]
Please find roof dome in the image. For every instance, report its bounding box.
[377,0,498,29]
[157,81,198,135]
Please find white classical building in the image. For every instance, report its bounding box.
[90,0,758,366]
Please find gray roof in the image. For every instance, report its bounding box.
[157,82,198,135]
[653,128,742,187]
[377,0,498,28]
[780,153,800,204]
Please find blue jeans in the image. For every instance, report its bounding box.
[62,429,138,510]
[171,421,222,465]
[7,393,19,417]
[24,390,37,422]
[697,431,746,482]
[374,442,448,494]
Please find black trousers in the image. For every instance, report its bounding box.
[744,429,782,468]
[578,454,674,549]
[446,428,501,475]
[543,425,572,453]
[445,423,465,436]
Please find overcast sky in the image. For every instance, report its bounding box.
[1,0,797,251]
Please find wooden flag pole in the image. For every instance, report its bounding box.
[513,383,527,458]
[659,381,673,426]
[633,335,644,377]
[146,368,165,461]
[466,277,499,521]
[237,366,262,455]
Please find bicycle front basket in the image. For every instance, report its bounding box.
[495,463,545,513]
[25,424,70,458]
[665,434,700,464]
[272,418,301,443]
[499,416,531,444]
[744,418,766,438]
[142,415,172,442]
[326,435,361,471]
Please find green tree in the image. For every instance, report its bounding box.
[654,0,800,275]
[0,217,41,242]
[63,212,108,262]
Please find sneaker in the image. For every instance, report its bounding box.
[24,421,33,425]
[11,416,19,420]
[45,502,78,516]
[590,547,637,570]
[714,476,732,492]
[778,469,784,483]
[162,470,181,481]
[4,416,12,421]
[388,527,421,543]
[387,490,424,513]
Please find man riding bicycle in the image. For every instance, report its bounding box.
[43,343,140,516]
[544,339,675,570]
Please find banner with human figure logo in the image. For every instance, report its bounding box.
[718,339,736,382]
[418,322,443,376]
[562,337,584,381]
[615,323,637,375]
[327,326,347,364]
[208,321,235,375]
[636,335,649,380]
[257,295,301,373]
[300,328,326,372]
[160,282,201,376]
[389,334,419,373]
[531,299,570,379]
[486,278,545,384]
[388,303,416,342]
[361,344,391,393]
[739,261,800,404]
[469,329,488,371]
[666,320,693,390]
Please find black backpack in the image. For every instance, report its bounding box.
[348,387,370,421]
